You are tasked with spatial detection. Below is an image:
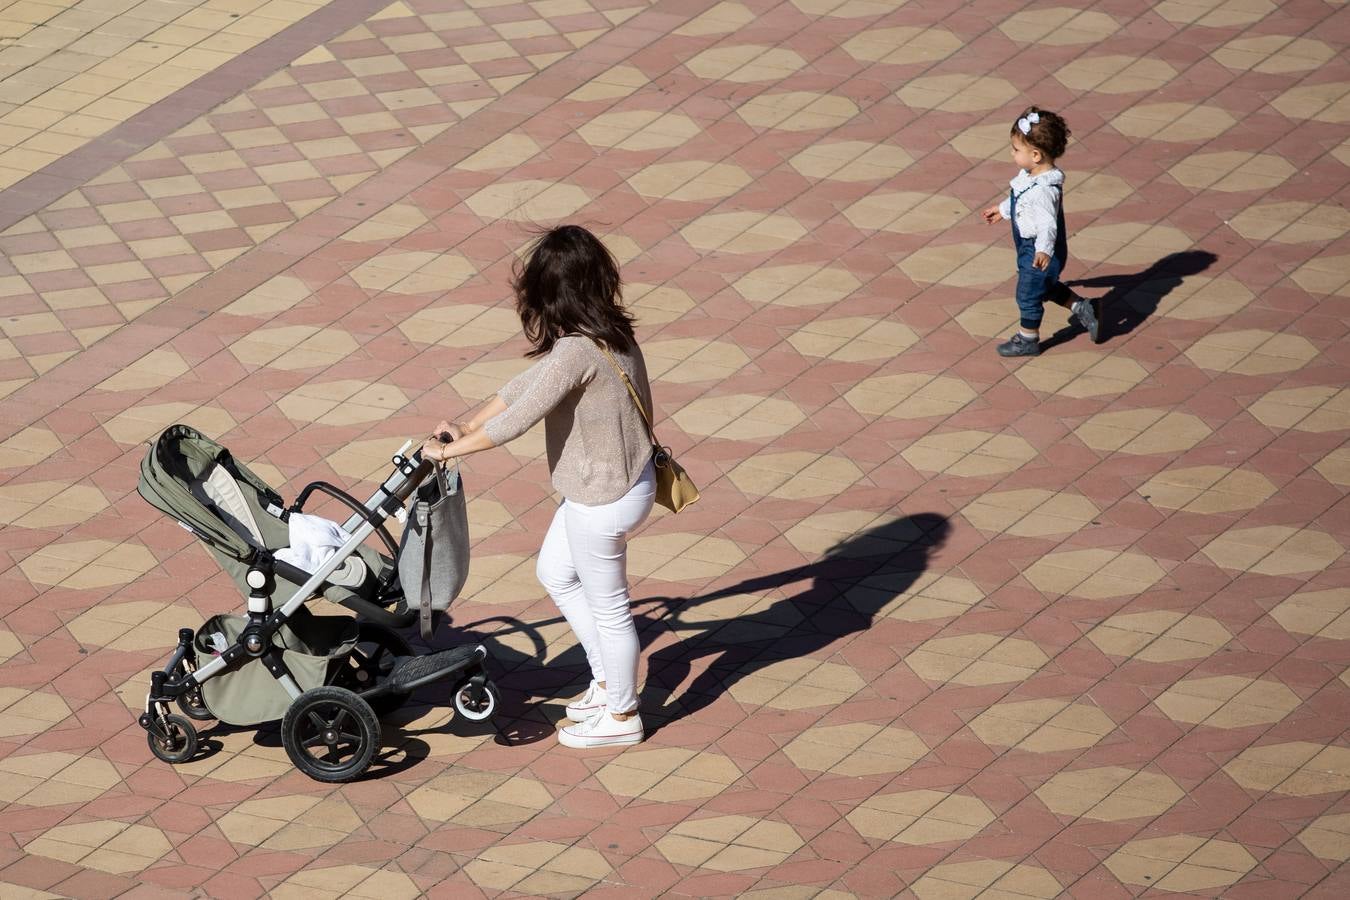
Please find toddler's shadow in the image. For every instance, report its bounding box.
[1042,249,1217,351]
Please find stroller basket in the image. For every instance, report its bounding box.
[196,607,356,726]
[135,424,499,782]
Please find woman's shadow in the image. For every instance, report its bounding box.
[450,512,950,742]
[1040,249,1217,351]
[635,512,950,733]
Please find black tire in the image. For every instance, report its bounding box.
[453,678,498,722]
[282,686,379,783]
[174,664,213,721]
[333,622,412,716]
[147,714,198,764]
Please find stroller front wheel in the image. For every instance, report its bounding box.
[282,686,380,783]
[147,714,198,764]
[453,678,498,722]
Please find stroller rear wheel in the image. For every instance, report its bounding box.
[282,686,379,783]
[147,714,198,764]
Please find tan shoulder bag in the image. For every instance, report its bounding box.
[596,343,700,513]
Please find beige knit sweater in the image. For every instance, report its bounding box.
[484,336,655,505]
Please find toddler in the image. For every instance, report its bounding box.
[981,106,1099,357]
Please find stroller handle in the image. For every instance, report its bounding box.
[391,456,436,503]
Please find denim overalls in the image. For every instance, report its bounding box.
[1011,180,1067,330]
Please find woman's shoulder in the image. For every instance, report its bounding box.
[551,335,606,372]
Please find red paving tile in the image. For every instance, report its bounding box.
[0,0,1348,896]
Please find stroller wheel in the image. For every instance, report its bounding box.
[453,678,498,722]
[174,669,213,721]
[147,714,198,764]
[335,622,412,717]
[177,689,213,722]
[282,686,379,783]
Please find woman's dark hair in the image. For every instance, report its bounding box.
[512,224,636,357]
[1011,105,1070,160]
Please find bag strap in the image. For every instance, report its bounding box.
[595,342,660,450]
[417,495,433,639]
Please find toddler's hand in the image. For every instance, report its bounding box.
[981,206,1000,224]
[1033,252,1050,270]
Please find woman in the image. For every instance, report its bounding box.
[423,225,657,749]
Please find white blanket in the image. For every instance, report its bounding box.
[276,513,366,587]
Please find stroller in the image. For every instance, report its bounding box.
[134,424,497,782]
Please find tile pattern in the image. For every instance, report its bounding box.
[0,0,1348,897]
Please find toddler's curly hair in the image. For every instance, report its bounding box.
[1012,106,1070,160]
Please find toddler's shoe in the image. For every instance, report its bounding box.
[565,681,607,722]
[997,333,1041,357]
[558,709,643,749]
[1073,296,1102,343]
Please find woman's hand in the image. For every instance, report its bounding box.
[421,437,449,462]
[981,206,1000,224]
[433,420,464,442]
[1033,251,1050,270]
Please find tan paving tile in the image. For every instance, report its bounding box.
[1138,466,1276,513]
[962,488,1098,538]
[656,815,804,871]
[1223,742,1350,796]
[967,698,1115,752]
[910,860,1063,899]
[1014,351,1150,398]
[1105,835,1257,893]
[847,789,995,844]
[273,865,421,900]
[24,821,172,875]
[907,632,1049,685]
[1074,408,1211,455]
[788,139,913,182]
[1087,611,1232,662]
[1037,765,1184,821]
[1201,525,1344,576]
[1296,812,1350,862]
[1025,548,1166,599]
[1154,675,1301,728]
[1269,588,1350,639]
[1155,0,1276,27]
[783,722,928,776]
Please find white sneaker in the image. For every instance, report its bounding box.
[565,681,607,722]
[558,709,643,749]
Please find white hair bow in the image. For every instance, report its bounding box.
[1017,112,1040,134]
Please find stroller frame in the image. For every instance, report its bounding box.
[136,427,497,782]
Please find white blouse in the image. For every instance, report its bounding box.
[997,167,1063,256]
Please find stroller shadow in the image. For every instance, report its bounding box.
[463,512,951,744]
[1042,249,1218,351]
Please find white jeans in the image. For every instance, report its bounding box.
[536,461,655,714]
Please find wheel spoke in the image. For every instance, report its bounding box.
[303,734,326,749]
[307,710,329,731]
[331,709,349,731]
[338,731,361,743]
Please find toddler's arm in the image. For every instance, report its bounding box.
[981,197,1011,224]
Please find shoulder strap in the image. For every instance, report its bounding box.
[595,342,658,449]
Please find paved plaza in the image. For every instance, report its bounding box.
[1,0,1350,896]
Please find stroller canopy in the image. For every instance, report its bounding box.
[138,424,286,562]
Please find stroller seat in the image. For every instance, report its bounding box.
[188,457,373,595]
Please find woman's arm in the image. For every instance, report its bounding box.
[424,425,495,462]
[425,394,507,462]
[435,394,507,441]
